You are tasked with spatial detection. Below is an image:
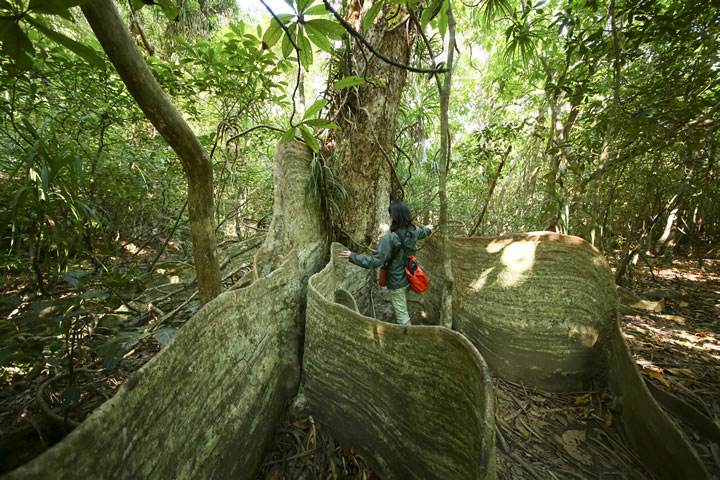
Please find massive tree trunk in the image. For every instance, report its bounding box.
[81,0,222,304]
[330,0,412,248]
[11,3,712,479]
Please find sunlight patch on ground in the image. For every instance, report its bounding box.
[625,315,720,361]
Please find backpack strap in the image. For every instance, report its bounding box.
[396,230,406,253]
[383,230,405,268]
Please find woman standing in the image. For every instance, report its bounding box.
[339,201,432,326]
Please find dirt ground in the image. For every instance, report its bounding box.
[2,257,719,478]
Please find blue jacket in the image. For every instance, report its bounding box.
[349,225,431,290]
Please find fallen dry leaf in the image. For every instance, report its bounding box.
[560,429,593,465]
[643,366,671,388]
[573,393,591,405]
[604,410,613,428]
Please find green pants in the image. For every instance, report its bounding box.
[390,285,410,325]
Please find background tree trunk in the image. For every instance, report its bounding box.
[437,2,456,328]
[81,0,222,304]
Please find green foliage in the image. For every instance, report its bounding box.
[391,0,720,249]
[260,0,344,71]
[1,118,92,285]
[0,0,717,400]
[305,152,347,230]
[0,0,104,72]
[279,99,338,152]
[333,75,367,89]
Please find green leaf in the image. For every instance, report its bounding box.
[281,24,296,58]
[299,124,319,152]
[40,165,48,198]
[28,0,91,17]
[297,29,313,68]
[28,0,90,9]
[62,272,84,289]
[131,0,145,10]
[420,0,440,29]
[304,22,333,54]
[303,99,327,120]
[438,0,448,39]
[154,327,178,346]
[296,0,313,13]
[0,296,22,308]
[0,20,34,71]
[304,118,339,129]
[282,127,296,142]
[26,17,105,69]
[304,4,328,16]
[305,19,345,40]
[364,0,384,32]
[333,75,367,89]
[155,0,178,20]
[97,339,125,370]
[261,17,284,49]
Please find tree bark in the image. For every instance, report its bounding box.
[330,0,412,249]
[81,0,222,304]
[437,2,456,328]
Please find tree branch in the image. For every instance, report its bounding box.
[225,124,288,145]
[321,0,447,75]
[259,0,302,128]
[469,145,512,237]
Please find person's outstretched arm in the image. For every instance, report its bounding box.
[339,234,394,269]
[414,222,433,240]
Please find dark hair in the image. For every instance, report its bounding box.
[388,201,413,232]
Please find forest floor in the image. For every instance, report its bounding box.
[255,257,720,480]
[1,252,719,478]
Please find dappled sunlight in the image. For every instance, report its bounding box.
[470,267,496,292]
[625,315,720,363]
[365,318,390,344]
[378,221,390,236]
[592,253,609,270]
[486,236,514,253]
[497,239,538,287]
